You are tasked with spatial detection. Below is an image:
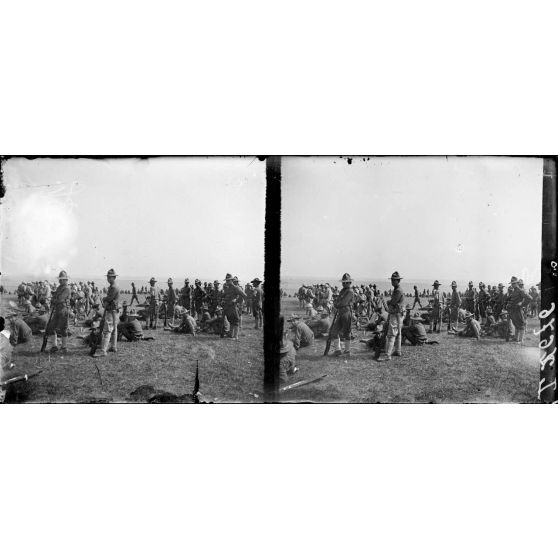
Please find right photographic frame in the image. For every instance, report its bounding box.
[278,156,557,403]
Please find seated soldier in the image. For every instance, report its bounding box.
[23,306,49,334]
[203,307,230,335]
[450,311,481,340]
[481,308,497,336]
[360,320,389,359]
[171,311,197,336]
[7,315,33,346]
[306,307,331,337]
[117,309,154,342]
[0,317,16,383]
[401,313,428,346]
[83,304,103,327]
[288,315,315,350]
[278,316,297,383]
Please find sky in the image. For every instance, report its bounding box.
[1,157,265,284]
[282,157,543,285]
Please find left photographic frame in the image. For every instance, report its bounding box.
[0,156,267,403]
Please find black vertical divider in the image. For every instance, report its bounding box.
[264,156,281,401]
[539,157,557,403]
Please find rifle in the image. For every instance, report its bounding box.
[323,310,338,356]
[40,306,56,352]
[89,309,107,356]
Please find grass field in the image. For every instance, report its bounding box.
[1,294,264,403]
[280,296,541,403]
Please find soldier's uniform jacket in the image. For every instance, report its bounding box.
[9,318,33,346]
[222,284,246,308]
[450,290,461,309]
[333,287,354,315]
[193,286,206,304]
[386,285,405,315]
[103,283,120,311]
[252,286,263,309]
[508,287,532,308]
[167,287,177,306]
[52,283,71,311]
[149,286,159,308]
[478,289,490,305]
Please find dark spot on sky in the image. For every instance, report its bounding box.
[347,158,352,165]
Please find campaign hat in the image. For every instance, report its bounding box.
[390,271,402,281]
[432,280,441,287]
[251,277,262,284]
[341,273,352,283]
[58,270,69,280]
[106,268,117,277]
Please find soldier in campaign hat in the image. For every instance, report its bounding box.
[378,272,406,361]
[328,273,354,357]
[506,276,532,343]
[448,280,461,333]
[45,270,71,354]
[166,277,177,326]
[147,277,159,329]
[94,268,120,357]
[221,273,247,340]
[428,280,442,333]
[251,277,264,329]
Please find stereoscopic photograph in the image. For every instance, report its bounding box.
[0,157,266,403]
[280,156,546,402]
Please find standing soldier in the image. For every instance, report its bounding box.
[147,277,159,329]
[507,277,532,342]
[378,272,405,361]
[222,273,247,340]
[428,280,442,333]
[477,282,490,325]
[166,278,177,326]
[493,283,505,320]
[251,277,264,329]
[46,270,71,354]
[130,282,140,306]
[449,281,461,333]
[209,280,221,316]
[463,281,476,313]
[94,268,120,357]
[180,279,192,314]
[193,279,205,320]
[245,283,254,316]
[328,273,355,357]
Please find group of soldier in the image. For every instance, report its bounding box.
[1,270,264,362]
[279,273,539,378]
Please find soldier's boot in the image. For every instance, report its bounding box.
[343,339,351,356]
[60,336,68,354]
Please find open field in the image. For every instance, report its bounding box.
[1,294,264,403]
[280,296,541,403]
